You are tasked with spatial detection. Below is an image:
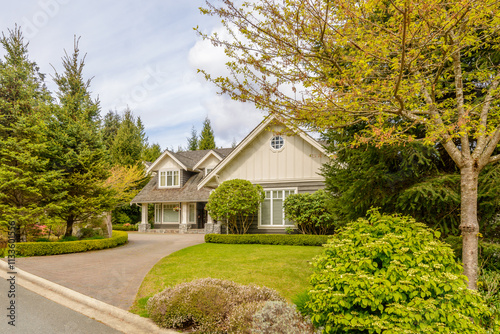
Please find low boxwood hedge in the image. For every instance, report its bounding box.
[112,224,139,231]
[14,231,128,257]
[204,233,330,246]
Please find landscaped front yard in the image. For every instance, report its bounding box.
[130,243,323,316]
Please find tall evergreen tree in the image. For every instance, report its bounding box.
[102,110,121,149]
[110,108,146,166]
[142,143,162,163]
[0,27,62,240]
[198,117,216,150]
[49,38,113,237]
[322,124,500,239]
[187,126,198,151]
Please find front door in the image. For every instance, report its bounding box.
[196,202,207,229]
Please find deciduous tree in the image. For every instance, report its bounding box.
[199,0,500,289]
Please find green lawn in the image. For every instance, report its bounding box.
[130,243,323,316]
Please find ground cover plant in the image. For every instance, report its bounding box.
[131,243,322,317]
[307,209,490,333]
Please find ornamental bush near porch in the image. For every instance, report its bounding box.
[205,179,264,234]
[306,209,490,333]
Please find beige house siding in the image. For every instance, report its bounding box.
[157,157,182,170]
[197,154,221,169]
[218,125,328,184]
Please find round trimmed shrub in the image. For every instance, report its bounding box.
[307,209,490,333]
[146,278,284,333]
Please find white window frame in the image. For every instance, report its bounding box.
[270,135,285,151]
[188,203,196,223]
[158,169,180,188]
[258,188,297,228]
[154,203,180,223]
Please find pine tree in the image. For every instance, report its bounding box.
[110,108,146,167]
[198,117,216,150]
[187,126,198,151]
[322,124,500,238]
[102,110,121,149]
[142,143,162,162]
[0,27,62,240]
[49,38,113,237]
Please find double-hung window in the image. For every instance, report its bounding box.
[159,169,180,187]
[154,203,180,223]
[260,189,295,227]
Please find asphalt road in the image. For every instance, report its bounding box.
[0,278,123,334]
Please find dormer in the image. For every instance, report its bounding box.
[192,150,224,177]
[147,151,189,189]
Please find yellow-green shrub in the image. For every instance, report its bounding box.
[307,209,489,333]
[15,231,128,256]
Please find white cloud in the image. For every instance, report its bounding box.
[0,0,266,150]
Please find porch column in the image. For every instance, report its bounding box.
[179,202,189,234]
[138,203,150,232]
[205,212,214,234]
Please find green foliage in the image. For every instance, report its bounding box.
[142,142,162,162]
[147,278,284,333]
[284,190,337,235]
[15,231,128,256]
[60,235,78,242]
[205,233,329,246]
[49,39,114,236]
[322,127,500,238]
[445,236,500,272]
[77,227,97,239]
[292,290,312,316]
[101,110,121,150]
[0,27,63,238]
[206,179,264,234]
[478,270,500,333]
[307,209,489,333]
[198,116,216,150]
[110,108,147,167]
[187,125,198,151]
[112,223,138,231]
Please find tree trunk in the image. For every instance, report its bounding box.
[65,215,75,237]
[459,165,480,290]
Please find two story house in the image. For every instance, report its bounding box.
[131,115,330,234]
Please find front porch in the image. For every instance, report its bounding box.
[137,202,221,234]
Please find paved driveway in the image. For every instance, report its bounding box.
[10,233,205,310]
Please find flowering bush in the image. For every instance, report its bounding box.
[307,209,490,333]
[147,278,283,333]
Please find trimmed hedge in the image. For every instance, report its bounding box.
[204,233,330,246]
[14,231,128,257]
[112,224,139,231]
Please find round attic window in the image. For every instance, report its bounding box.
[270,135,284,150]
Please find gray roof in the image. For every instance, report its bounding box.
[171,148,234,170]
[131,173,211,203]
[131,148,234,204]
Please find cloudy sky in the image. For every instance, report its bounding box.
[0,0,265,149]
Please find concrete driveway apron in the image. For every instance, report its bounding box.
[11,233,205,310]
